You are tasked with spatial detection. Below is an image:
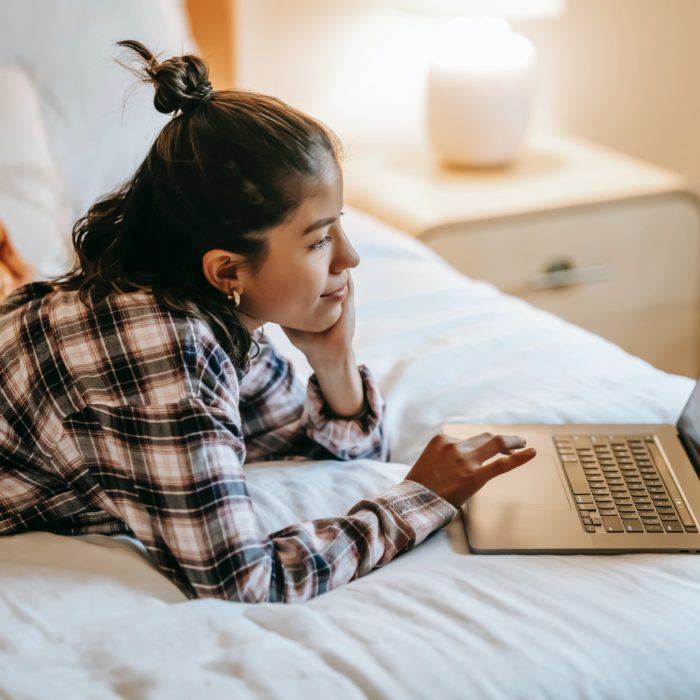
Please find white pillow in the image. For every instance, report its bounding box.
[0,66,72,279]
[0,0,197,222]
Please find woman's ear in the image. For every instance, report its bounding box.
[202,249,246,295]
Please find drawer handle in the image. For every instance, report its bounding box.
[527,258,611,291]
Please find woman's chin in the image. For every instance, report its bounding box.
[290,307,341,333]
[261,302,337,333]
[318,305,343,329]
[309,317,339,333]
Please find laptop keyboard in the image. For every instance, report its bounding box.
[554,435,698,535]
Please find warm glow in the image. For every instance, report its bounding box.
[426,15,537,166]
[391,0,566,20]
[430,16,535,73]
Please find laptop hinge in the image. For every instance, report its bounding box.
[679,431,700,477]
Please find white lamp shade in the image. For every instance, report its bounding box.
[392,0,566,20]
[426,17,536,167]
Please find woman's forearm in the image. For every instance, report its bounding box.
[312,352,365,418]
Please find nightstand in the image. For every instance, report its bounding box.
[343,133,700,378]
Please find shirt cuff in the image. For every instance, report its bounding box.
[308,364,382,430]
[303,364,386,460]
[349,479,457,553]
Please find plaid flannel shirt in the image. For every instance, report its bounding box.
[0,282,456,602]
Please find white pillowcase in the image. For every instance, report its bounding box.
[0,0,197,222]
[0,66,72,278]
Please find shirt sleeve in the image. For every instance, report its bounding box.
[239,332,389,463]
[57,397,456,603]
[53,325,455,602]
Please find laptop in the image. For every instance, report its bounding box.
[444,377,700,553]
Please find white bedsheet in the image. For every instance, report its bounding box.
[1,208,697,699]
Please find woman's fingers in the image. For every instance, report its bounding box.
[467,434,528,463]
[456,431,497,451]
[479,446,538,483]
[407,432,537,509]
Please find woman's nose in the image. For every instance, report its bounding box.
[333,230,360,271]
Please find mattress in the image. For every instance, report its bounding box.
[0,207,697,699]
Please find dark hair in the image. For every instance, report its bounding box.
[51,39,342,365]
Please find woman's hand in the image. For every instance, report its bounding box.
[281,273,356,371]
[404,432,537,508]
[282,274,364,417]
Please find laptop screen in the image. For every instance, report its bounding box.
[677,378,700,474]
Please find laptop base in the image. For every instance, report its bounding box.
[443,423,700,554]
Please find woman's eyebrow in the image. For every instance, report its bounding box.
[302,217,336,235]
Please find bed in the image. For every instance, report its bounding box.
[1,2,699,699]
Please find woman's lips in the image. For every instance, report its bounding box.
[321,283,348,301]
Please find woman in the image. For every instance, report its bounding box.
[0,41,536,602]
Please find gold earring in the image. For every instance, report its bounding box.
[227,289,241,308]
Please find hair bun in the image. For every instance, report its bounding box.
[116,39,213,115]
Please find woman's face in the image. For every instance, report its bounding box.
[229,158,359,333]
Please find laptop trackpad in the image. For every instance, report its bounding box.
[470,454,572,511]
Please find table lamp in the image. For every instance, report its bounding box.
[394,0,565,168]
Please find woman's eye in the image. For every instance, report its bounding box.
[311,234,333,250]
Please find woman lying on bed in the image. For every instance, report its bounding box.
[0,41,536,602]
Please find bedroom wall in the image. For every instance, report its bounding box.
[234,0,700,194]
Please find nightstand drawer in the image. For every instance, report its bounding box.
[423,193,700,376]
